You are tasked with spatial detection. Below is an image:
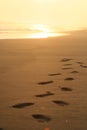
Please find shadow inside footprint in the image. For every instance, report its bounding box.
[35,91,54,98]
[32,114,51,123]
[0,128,3,130]
[76,62,83,64]
[38,80,53,85]
[61,87,72,91]
[48,73,61,76]
[80,65,87,68]
[71,71,79,73]
[53,100,69,106]
[62,67,73,70]
[63,64,72,66]
[12,102,34,109]
[61,58,72,62]
[65,77,74,80]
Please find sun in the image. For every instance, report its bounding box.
[30,24,50,33]
[30,32,49,38]
[28,24,51,38]
[25,24,68,39]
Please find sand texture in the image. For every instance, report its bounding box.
[0,34,87,130]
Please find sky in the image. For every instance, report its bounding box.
[0,0,87,31]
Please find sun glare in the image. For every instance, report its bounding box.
[28,24,51,38]
[25,24,68,39]
[30,24,50,33]
[30,32,49,38]
[25,32,68,39]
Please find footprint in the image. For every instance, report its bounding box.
[62,67,73,70]
[76,62,83,64]
[60,87,72,91]
[65,77,74,80]
[12,102,34,109]
[48,73,61,76]
[80,65,87,68]
[71,71,79,73]
[35,91,54,98]
[32,114,51,123]
[52,100,69,106]
[63,64,72,66]
[38,80,53,85]
[61,58,72,62]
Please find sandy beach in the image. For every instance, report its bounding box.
[0,33,87,130]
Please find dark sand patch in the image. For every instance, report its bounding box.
[48,73,61,76]
[61,58,72,62]
[62,67,73,70]
[80,65,87,68]
[38,80,53,85]
[52,100,69,106]
[12,102,34,109]
[63,64,72,66]
[35,91,54,98]
[71,71,79,73]
[60,87,72,91]
[65,77,74,80]
[32,114,51,123]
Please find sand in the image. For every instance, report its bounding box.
[0,33,87,130]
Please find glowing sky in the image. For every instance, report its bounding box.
[0,0,87,30]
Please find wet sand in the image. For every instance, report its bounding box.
[0,33,87,130]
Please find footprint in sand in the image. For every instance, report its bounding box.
[38,80,53,85]
[80,64,87,68]
[71,71,79,74]
[12,102,34,109]
[64,77,74,80]
[32,114,51,123]
[52,100,69,106]
[48,73,61,76]
[63,64,72,66]
[61,58,72,62]
[35,91,54,98]
[76,62,84,64]
[62,67,73,70]
[59,86,72,91]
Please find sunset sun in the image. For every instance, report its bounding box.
[27,24,51,38]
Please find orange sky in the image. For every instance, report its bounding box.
[0,0,87,31]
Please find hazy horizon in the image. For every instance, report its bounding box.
[0,22,87,39]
